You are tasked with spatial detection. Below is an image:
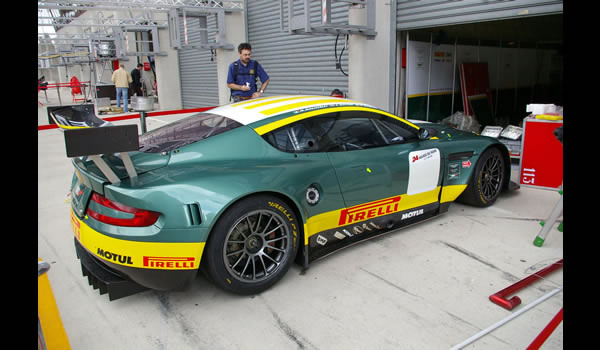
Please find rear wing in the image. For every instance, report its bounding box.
[64,125,139,184]
[49,104,112,129]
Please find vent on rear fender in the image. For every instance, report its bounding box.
[185,203,202,226]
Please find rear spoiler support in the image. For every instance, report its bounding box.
[88,155,122,184]
[64,125,140,184]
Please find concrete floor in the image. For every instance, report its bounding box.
[38,90,563,349]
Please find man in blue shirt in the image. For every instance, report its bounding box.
[227,42,270,102]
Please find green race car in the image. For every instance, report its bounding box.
[67,95,511,300]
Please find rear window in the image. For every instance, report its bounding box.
[139,113,242,153]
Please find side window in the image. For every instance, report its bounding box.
[317,114,387,151]
[263,110,420,153]
[373,116,419,144]
[263,122,319,153]
[332,110,419,147]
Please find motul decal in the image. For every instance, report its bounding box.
[401,208,424,220]
[97,248,133,265]
[143,256,195,269]
[338,196,401,226]
[462,160,472,168]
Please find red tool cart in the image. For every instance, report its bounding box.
[519,118,563,190]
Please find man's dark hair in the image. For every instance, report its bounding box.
[137,63,143,68]
[238,42,252,53]
[331,89,344,97]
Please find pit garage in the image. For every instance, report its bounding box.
[38,1,564,349]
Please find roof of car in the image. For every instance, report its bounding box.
[210,94,369,121]
[208,95,419,135]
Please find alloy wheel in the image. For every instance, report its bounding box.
[223,210,290,283]
[480,152,504,201]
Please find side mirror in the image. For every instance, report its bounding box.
[418,128,429,140]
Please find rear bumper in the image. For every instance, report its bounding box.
[71,207,205,300]
[74,238,198,301]
[74,238,147,300]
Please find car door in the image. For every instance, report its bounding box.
[322,110,443,222]
[261,110,443,261]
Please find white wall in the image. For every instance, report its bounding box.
[154,12,182,110]
[348,1,394,112]
[216,11,247,106]
[406,40,560,96]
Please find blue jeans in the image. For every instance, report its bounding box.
[116,87,129,112]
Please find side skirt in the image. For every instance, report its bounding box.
[307,202,443,263]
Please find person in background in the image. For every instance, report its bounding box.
[331,89,344,98]
[111,64,133,112]
[227,42,270,102]
[131,63,144,96]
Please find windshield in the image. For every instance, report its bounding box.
[139,113,242,153]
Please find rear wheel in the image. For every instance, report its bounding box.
[457,148,505,207]
[203,195,299,295]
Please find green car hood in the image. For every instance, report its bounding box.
[414,122,485,140]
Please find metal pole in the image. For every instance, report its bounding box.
[450,38,457,116]
[57,84,62,106]
[405,31,409,119]
[321,0,331,25]
[396,32,404,117]
[388,0,397,114]
[514,41,520,115]
[450,287,562,350]
[495,40,501,118]
[533,186,563,247]
[426,32,432,122]
[140,111,147,134]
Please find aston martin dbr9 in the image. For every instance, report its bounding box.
[68,95,510,300]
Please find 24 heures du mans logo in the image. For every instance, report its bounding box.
[338,196,401,226]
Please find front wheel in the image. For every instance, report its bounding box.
[457,148,505,207]
[203,195,299,295]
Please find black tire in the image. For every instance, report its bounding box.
[457,147,505,207]
[203,195,299,295]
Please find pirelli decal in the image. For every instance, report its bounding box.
[143,256,195,269]
[71,209,204,270]
[305,187,441,242]
[338,196,401,226]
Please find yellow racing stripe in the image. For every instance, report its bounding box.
[231,95,281,107]
[244,95,323,110]
[254,106,419,135]
[260,98,360,116]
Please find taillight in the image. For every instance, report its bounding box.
[86,193,160,227]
